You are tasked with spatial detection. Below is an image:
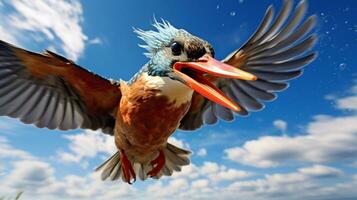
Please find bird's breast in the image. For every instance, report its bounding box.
[142,72,194,106]
[115,72,193,156]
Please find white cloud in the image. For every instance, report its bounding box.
[6,160,55,190]
[273,119,287,133]
[0,161,136,200]
[146,178,189,198]
[329,82,357,111]
[0,135,135,200]
[0,163,4,176]
[225,84,357,167]
[168,136,191,150]
[191,179,209,189]
[0,23,19,45]
[0,133,356,200]
[145,164,352,200]
[225,115,357,168]
[212,168,251,182]
[0,0,88,61]
[171,163,200,180]
[225,84,357,168]
[298,165,343,178]
[337,96,357,111]
[0,136,32,160]
[197,148,207,157]
[172,161,252,183]
[226,165,346,200]
[58,130,116,164]
[200,161,219,174]
[88,37,103,45]
[201,162,252,182]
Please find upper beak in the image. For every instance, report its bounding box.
[172,54,256,112]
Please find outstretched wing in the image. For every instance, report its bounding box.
[180,0,317,130]
[0,41,121,135]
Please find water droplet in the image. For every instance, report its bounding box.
[339,63,347,70]
[230,11,236,16]
[239,0,244,3]
[216,5,219,10]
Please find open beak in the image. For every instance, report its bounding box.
[173,54,256,112]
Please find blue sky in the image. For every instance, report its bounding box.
[0,0,357,199]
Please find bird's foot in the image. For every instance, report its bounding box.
[120,149,136,184]
[147,149,165,177]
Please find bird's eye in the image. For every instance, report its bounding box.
[171,42,182,56]
[209,46,215,58]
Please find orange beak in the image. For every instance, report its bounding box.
[173,54,256,112]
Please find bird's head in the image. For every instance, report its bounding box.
[135,19,256,111]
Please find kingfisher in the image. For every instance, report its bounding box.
[0,0,316,184]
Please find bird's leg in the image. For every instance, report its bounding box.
[147,149,165,177]
[119,149,136,184]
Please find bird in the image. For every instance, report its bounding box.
[0,0,317,184]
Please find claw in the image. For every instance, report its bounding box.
[120,149,136,184]
[147,150,165,177]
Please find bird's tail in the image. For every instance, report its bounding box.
[95,143,191,181]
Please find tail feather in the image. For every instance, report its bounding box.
[165,145,190,166]
[134,162,146,180]
[95,151,121,181]
[109,160,122,181]
[96,143,191,181]
[167,143,191,155]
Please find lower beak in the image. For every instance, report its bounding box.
[173,54,256,112]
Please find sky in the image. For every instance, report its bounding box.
[0,0,356,199]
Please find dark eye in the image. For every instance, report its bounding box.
[171,42,182,56]
[209,46,215,58]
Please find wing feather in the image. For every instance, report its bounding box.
[0,40,121,135]
[180,0,317,130]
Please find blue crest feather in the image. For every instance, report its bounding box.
[134,19,179,58]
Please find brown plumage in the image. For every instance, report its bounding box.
[116,75,191,161]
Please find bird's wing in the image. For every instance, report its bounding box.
[0,40,121,135]
[179,0,317,130]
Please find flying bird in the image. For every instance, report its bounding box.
[0,0,317,184]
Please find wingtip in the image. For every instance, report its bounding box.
[310,51,318,61]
